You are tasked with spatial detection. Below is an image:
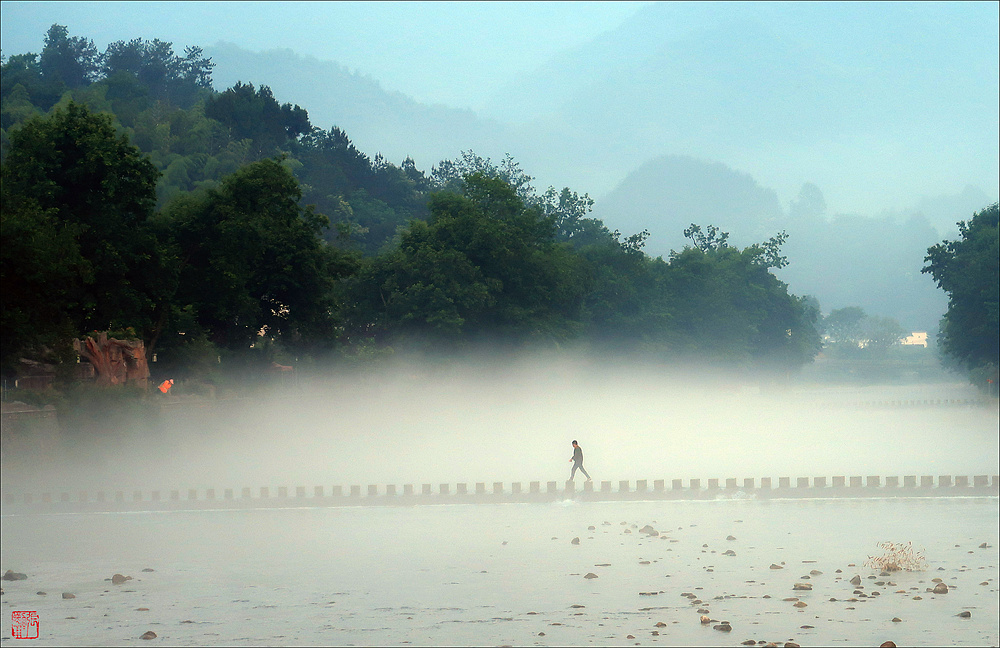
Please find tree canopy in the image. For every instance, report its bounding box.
[1,101,164,373]
[342,172,585,349]
[923,203,999,377]
[159,157,358,356]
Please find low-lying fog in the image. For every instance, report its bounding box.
[3,356,997,495]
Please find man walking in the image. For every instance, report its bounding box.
[569,440,591,481]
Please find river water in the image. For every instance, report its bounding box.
[2,496,997,646]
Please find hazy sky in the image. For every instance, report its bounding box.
[0,1,654,109]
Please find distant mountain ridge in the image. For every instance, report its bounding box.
[591,154,785,252]
[204,42,515,174]
[485,1,998,213]
[589,155,963,331]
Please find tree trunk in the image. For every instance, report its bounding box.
[73,332,150,388]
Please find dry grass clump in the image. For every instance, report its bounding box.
[865,541,927,572]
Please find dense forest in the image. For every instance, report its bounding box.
[1,26,995,395]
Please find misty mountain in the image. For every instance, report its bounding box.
[485,1,998,210]
[591,154,785,251]
[777,210,948,333]
[203,3,997,217]
[910,185,994,238]
[204,42,514,172]
[590,155,950,331]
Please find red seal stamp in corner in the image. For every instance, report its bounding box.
[11,611,39,639]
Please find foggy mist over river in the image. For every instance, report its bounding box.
[4,357,996,496]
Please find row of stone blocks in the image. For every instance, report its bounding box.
[5,474,998,505]
[852,399,989,407]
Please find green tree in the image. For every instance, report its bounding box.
[0,194,88,373]
[1,102,167,365]
[1,53,65,121]
[823,306,867,346]
[99,37,214,107]
[574,227,671,353]
[344,172,584,349]
[923,203,999,380]
[0,82,43,132]
[39,24,99,90]
[820,305,907,377]
[160,158,358,356]
[205,82,310,159]
[662,225,819,370]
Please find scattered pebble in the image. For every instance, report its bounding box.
[140,630,157,640]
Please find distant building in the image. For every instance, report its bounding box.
[901,331,928,347]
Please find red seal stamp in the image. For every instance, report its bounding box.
[11,611,39,639]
